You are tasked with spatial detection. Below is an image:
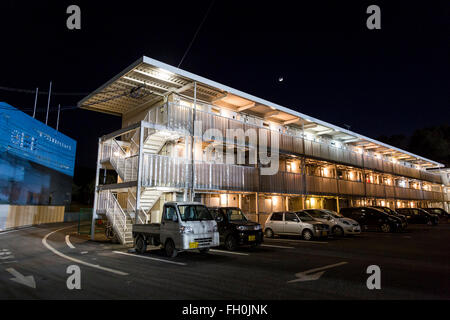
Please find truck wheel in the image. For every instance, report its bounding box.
[165,239,178,258]
[135,236,147,254]
[225,235,237,251]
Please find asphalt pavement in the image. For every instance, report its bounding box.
[0,222,449,299]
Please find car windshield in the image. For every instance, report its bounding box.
[226,208,248,222]
[178,205,213,221]
[296,211,315,221]
[322,209,343,219]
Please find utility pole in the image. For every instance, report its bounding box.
[190,81,197,201]
[45,81,52,125]
[33,88,39,118]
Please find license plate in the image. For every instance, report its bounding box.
[189,242,199,249]
[248,235,256,241]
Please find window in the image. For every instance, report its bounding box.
[226,209,247,222]
[271,212,283,221]
[178,205,213,221]
[285,212,298,222]
[296,212,315,221]
[164,206,177,221]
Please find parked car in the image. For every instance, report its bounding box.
[370,206,408,229]
[396,208,439,225]
[264,211,329,241]
[208,207,263,250]
[422,208,449,220]
[303,209,361,236]
[340,207,403,233]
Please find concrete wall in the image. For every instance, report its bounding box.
[0,205,65,231]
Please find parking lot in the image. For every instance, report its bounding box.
[0,222,449,299]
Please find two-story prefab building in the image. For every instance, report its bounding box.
[79,56,449,244]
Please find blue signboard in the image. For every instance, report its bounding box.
[0,102,76,176]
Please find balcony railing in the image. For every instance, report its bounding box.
[143,102,442,185]
[94,149,443,201]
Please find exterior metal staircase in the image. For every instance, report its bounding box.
[99,190,133,245]
[99,121,181,244]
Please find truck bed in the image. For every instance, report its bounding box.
[132,223,161,236]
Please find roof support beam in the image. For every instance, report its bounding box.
[283,117,300,125]
[237,102,256,112]
[264,111,279,119]
[174,82,195,93]
[316,129,334,136]
[212,92,228,102]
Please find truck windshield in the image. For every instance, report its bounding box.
[178,205,214,221]
[226,209,248,222]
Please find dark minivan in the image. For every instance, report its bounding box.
[340,207,403,233]
[423,208,449,220]
[370,206,408,229]
[396,208,439,225]
[208,207,263,250]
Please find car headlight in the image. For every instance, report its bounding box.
[254,225,262,230]
[237,226,246,231]
[179,225,193,234]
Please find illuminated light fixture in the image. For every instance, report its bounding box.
[381,200,386,206]
[349,171,354,180]
[156,68,173,80]
[323,168,329,176]
[310,198,316,206]
[333,140,341,148]
[113,151,121,157]
[410,202,414,208]
[272,196,278,206]
[397,201,401,207]
[385,178,391,185]
[356,148,363,154]
[220,194,227,206]
[291,162,296,172]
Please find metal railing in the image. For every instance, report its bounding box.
[100,139,138,182]
[138,152,445,200]
[97,190,129,244]
[142,102,442,185]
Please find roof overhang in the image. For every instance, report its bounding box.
[78,56,444,169]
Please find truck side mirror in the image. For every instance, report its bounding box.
[215,216,223,222]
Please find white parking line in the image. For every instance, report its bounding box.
[267,238,328,244]
[113,251,186,266]
[261,244,294,249]
[209,249,249,256]
[0,227,35,236]
[42,226,128,276]
[65,235,75,249]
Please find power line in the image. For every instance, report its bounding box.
[178,0,216,68]
[0,85,129,96]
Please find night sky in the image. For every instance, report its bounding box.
[0,1,449,172]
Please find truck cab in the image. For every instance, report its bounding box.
[132,202,219,257]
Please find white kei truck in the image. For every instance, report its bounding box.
[132,202,220,257]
